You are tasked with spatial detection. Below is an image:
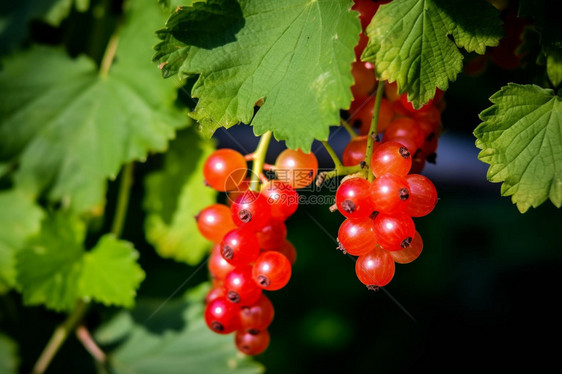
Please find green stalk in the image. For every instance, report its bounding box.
[250,131,273,191]
[365,81,385,182]
[321,140,344,169]
[340,119,357,138]
[31,301,89,374]
[111,162,135,237]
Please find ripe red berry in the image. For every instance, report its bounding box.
[337,217,378,256]
[260,180,299,220]
[196,204,237,243]
[223,266,262,305]
[370,141,412,177]
[239,294,275,333]
[235,329,270,356]
[208,244,235,280]
[369,173,411,214]
[256,219,287,250]
[383,117,426,149]
[230,191,271,231]
[389,230,423,264]
[203,149,247,191]
[205,286,226,304]
[351,61,376,98]
[204,296,241,334]
[220,228,260,267]
[274,149,318,189]
[252,251,292,291]
[342,135,368,167]
[355,246,395,287]
[373,212,415,252]
[404,174,438,217]
[335,177,374,218]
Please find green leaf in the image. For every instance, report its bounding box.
[79,235,145,308]
[0,189,43,293]
[362,0,502,108]
[42,0,91,26]
[0,334,19,374]
[154,0,359,151]
[100,284,264,374]
[17,212,144,311]
[474,83,562,212]
[0,0,186,213]
[16,212,85,311]
[144,128,216,265]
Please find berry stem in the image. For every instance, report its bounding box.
[99,28,121,78]
[76,325,107,365]
[321,140,344,169]
[315,165,363,187]
[340,118,357,138]
[31,301,89,374]
[365,80,385,182]
[250,131,273,191]
[111,162,135,237]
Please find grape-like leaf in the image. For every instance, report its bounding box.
[98,283,264,374]
[362,0,502,108]
[153,0,360,152]
[0,0,186,213]
[475,83,562,212]
[0,334,19,374]
[79,235,145,308]
[144,128,215,265]
[17,213,144,311]
[16,212,85,311]
[0,189,43,293]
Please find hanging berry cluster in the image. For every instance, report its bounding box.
[196,145,318,355]
[327,0,443,290]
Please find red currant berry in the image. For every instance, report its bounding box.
[239,294,275,333]
[252,251,292,291]
[235,329,270,356]
[274,149,318,189]
[204,296,241,334]
[256,219,287,250]
[342,135,368,167]
[370,141,412,177]
[260,180,299,220]
[231,191,271,231]
[223,265,262,305]
[383,117,426,149]
[196,204,237,243]
[205,286,226,304]
[355,246,395,287]
[220,228,260,267]
[369,173,410,214]
[338,217,378,256]
[203,149,247,191]
[373,212,415,251]
[404,174,438,217]
[208,244,235,280]
[351,61,376,98]
[389,230,423,264]
[335,177,374,218]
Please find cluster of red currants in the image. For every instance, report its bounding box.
[331,0,441,289]
[335,146,438,288]
[196,147,318,355]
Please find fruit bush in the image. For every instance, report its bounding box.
[0,0,560,373]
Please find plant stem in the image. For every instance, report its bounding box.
[321,140,344,169]
[340,119,356,138]
[111,162,135,237]
[365,81,385,182]
[99,31,120,78]
[315,165,363,187]
[31,301,89,374]
[250,131,273,191]
[76,325,107,365]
